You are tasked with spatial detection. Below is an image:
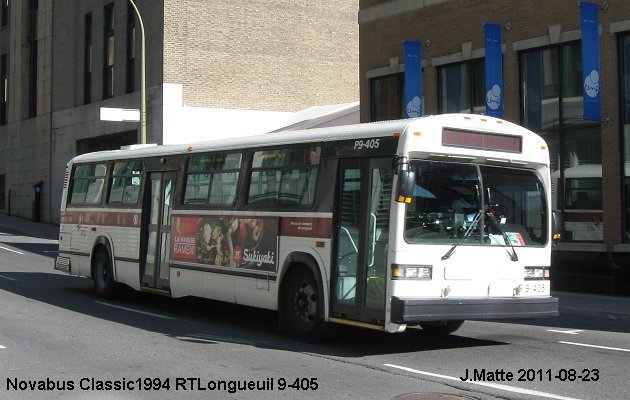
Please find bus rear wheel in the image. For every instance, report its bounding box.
[93,247,120,299]
[420,320,464,335]
[282,269,328,342]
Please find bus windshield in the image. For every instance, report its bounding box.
[404,160,548,247]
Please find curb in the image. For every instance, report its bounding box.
[559,307,630,322]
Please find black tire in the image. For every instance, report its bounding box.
[420,320,464,335]
[93,247,120,299]
[282,268,329,342]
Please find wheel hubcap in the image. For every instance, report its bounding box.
[294,282,316,324]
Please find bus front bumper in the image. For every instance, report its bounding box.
[390,296,559,323]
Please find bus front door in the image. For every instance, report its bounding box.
[331,157,392,326]
[141,171,176,292]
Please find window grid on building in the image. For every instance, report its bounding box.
[103,3,115,99]
[520,42,602,242]
[126,4,136,94]
[27,0,38,117]
[84,13,92,104]
[1,0,8,27]
[619,32,630,243]
[0,53,7,125]
[438,58,485,114]
[370,73,403,122]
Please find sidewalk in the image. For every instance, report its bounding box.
[1,212,629,321]
[552,291,630,321]
[0,213,59,240]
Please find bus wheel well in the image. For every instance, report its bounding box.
[90,243,109,277]
[278,256,329,341]
[91,241,120,299]
[278,254,323,308]
[278,262,316,326]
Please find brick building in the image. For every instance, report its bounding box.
[0,0,359,224]
[359,0,630,294]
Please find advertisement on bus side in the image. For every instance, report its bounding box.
[171,216,278,272]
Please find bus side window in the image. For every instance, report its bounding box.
[248,147,320,207]
[184,173,210,204]
[122,183,139,203]
[108,162,143,205]
[184,153,241,206]
[69,163,107,205]
[85,178,104,204]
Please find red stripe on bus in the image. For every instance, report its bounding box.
[60,210,142,227]
[61,211,332,237]
[279,217,332,238]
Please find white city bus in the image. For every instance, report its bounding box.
[55,114,558,340]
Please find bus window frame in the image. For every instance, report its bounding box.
[245,145,321,210]
[182,152,243,208]
[67,162,108,207]
[106,159,145,207]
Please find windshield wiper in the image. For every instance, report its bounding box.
[441,210,482,260]
[486,214,519,262]
[441,211,519,261]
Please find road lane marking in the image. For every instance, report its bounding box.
[0,344,6,349]
[95,301,176,320]
[547,329,583,334]
[175,335,263,346]
[0,245,24,255]
[0,274,17,281]
[559,341,630,353]
[384,364,583,400]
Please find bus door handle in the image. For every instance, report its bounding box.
[369,213,376,268]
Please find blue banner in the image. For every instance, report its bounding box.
[484,23,503,118]
[580,1,601,121]
[404,40,422,118]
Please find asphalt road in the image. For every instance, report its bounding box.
[1,230,629,400]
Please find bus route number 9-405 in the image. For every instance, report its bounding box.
[524,282,546,294]
[354,139,380,150]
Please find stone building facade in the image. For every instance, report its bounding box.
[0,0,359,224]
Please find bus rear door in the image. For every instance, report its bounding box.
[140,171,177,292]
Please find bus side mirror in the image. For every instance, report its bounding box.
[552,210,562,245]
[396,170,416,203]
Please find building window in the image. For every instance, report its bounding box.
[103,3,115,99]
[620,33,630,242]
[370,73,403,121]
[0,174,5,210]
[1,0,8,27]
[84,13,92,104]
[126,4,136,93]
[0,53,7,125]
[521,42,602,242]
[438,59,485,114]
[27,0,38,117]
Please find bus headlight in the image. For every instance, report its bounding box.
[392,264,432,280]
[524,266,550,280]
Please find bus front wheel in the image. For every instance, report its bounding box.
[93,247,119,299]
[420,320,464,335]
[282,269,328,342]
